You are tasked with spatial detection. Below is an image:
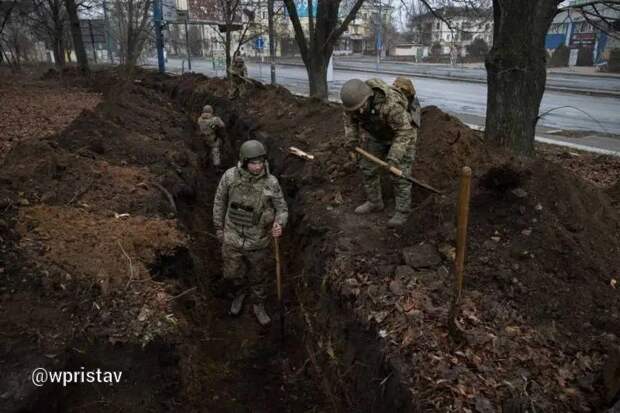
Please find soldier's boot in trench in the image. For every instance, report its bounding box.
[387,211,409,228]
[354,200,384,214]
[211,146,221,167]
[229,293,246,316]
[253,303,271,326]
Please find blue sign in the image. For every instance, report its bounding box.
[255,36,264,50]
[294,1,317,17]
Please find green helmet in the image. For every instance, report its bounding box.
[340,79,373,111]
[239,140,266,163]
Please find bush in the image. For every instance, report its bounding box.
[548,44,570,67]
[430,42,442,57]
[466,38,489,59]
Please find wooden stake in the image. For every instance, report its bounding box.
[274,237,284,342]
[448,166,472,341]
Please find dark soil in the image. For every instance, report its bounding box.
[1,68,619,412]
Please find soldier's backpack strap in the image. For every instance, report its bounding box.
[411,97,422,128]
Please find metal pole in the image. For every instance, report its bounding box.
[185,16,192,71]
[268,0,276,84]
[376,0,382,72]
[153,0,165,73]
[102,0,113,63]
[88,20,97,63]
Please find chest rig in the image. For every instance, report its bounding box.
[227,168,268,227]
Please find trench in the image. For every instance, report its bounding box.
[9,76,412,412]
[160,88,414,412]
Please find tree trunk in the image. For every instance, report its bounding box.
[307,54,328,99]
[53,37,65,69]
[484,0,558,156]
[64,0,89,74]
[225,29,231,73]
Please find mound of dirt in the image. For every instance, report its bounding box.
[162,72,620,411]
[0,78,101,163]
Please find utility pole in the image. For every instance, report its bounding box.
[185,15,192,71]
[268,0,276,84]
[153,0,165,73]
[102,0,113,63]
[375,0,382,72]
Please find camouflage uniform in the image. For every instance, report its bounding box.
[197,111,225,167]
[344,78,418,214]
[213,164,288,300]
[228,57,248,99]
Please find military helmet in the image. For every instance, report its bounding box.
[393,76,416,98]
[340,79,373,111]
[202,104,214,114]
[239,140,266,163]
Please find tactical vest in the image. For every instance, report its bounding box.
[354,79,408,141]
[226,168,269,227]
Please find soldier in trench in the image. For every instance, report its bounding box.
[340,78,419,228]
[212,140,288,326]
[228,54,248,100]
[197,104,226,168]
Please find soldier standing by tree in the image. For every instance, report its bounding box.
[228,53,248,99]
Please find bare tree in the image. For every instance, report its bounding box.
[1,1,38,69]
[283,0,366,99]
[64,0,89,73]
[28,0,69,68]
[110,0,153,67]
[401,0,619,156]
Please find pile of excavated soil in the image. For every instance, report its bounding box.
[168,74,620,411]
[2,69,618,412]
[0,76,101,163]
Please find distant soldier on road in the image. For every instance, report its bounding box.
[228,54,248,99]
[213,140,288,326]
[341,78,418,228]
[197,104,226,167]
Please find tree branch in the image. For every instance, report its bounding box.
[322,0,365,50]
[282,0,309,62]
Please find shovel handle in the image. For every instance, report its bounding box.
[274,237,282,301]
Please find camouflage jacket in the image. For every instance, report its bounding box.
[344,78,415,163]
[197,114,225,146]
[213,165,288,250]
[229,61,247,78]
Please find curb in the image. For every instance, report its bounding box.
[268,61,620,98]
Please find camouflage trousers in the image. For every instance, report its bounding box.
[359,132,417,213]
[228,78,246,99]
[222,243,273,301]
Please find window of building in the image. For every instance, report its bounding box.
[436,21,440,29]
[575,21,592,33]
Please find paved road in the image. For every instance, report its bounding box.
[329,57,620,95]
[153,57,620,155]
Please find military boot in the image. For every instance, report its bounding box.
[229,293,246,316]
[211,147,221,167]
[253,304,271,326]
[387,211,409,228]
[354,201,384,214]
